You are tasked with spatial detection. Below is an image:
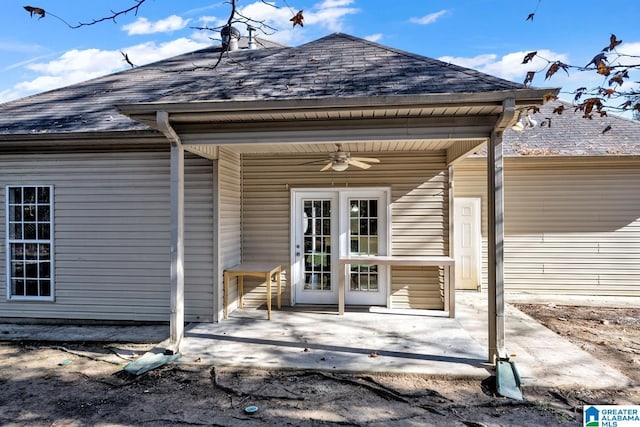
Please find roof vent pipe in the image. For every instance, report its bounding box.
[221,25,241,51]
[247,25,257,50]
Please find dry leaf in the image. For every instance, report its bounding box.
[597,61,611,76]
[545,61,569,80]
[586,53,607,69]
[602,34,622,52]
[524,71,535,86]
[24,5,46,18]
[522,51,537,64]
[290,10,304,28]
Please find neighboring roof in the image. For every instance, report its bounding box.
[0,33,532,136]
[498,100,640,156]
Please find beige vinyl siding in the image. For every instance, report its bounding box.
[240,151,449,310]
[183,154,215,322]
[0,149,214,322]
[454,156,640,296]
[217,148,242,315]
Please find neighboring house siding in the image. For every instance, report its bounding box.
[240,151,449,310]
[0,149,214,322]
[455,157,640,296]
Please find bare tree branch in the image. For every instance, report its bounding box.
[70,0,147,28]
[24,1,147,29]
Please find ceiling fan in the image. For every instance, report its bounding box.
[311,144,381,172]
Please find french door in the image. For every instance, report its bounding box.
[292,189,388,306]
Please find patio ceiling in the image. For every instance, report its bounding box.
[118,91,551,161]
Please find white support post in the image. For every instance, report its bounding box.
[157,111,185,354]
[487,98,514,364]
[487,129,505,363]
[448,165,455,317]
[169,140,185,352]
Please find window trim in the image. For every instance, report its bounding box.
[5,185,55,302]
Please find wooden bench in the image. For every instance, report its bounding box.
[338,255,455,317]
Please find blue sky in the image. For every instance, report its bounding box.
[1,0,639,106]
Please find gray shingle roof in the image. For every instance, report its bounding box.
[499,100,640,156]
[157,33,527,103]
[0,33,527,136]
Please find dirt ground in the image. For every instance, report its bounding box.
[0,304,638,427]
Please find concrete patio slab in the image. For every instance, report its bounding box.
[175,292,632,389]
[179,309,491,378]
[457,292,632,389]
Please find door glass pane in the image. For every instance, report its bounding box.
[349,198,379,292]
[303,199,332,291]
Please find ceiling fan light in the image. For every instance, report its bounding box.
[331,162,349,171]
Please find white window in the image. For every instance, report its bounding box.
[6,186,54,301]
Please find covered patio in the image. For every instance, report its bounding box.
[174,292,630,388]
[115,33,560,367]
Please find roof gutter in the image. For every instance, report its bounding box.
[156,111,181,144]
[494,98,516,132]
[157,110,185,355]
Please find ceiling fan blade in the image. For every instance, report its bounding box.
[351,157,380,163]
[302,159,329,165]
[320,162,333,171]
[348,160,372,169]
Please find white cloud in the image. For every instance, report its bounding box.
[2,53,58,72]
[364,33,383,43]
[306,0,359,32]
[198,15,225,26]
[0,88,23,103]
[5,38,209,101]
[617,41,640,59]
[410,10,448,25]
[316,0,354,7]
[232,0,359,45]
[122,15,191,35]
[438,49,569,83]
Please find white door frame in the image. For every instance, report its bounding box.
[290,187,391,306]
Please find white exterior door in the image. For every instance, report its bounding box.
[292,189,389,306]
[342,192,388,306]
[454,197,481,290]
[292,192,339,304]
